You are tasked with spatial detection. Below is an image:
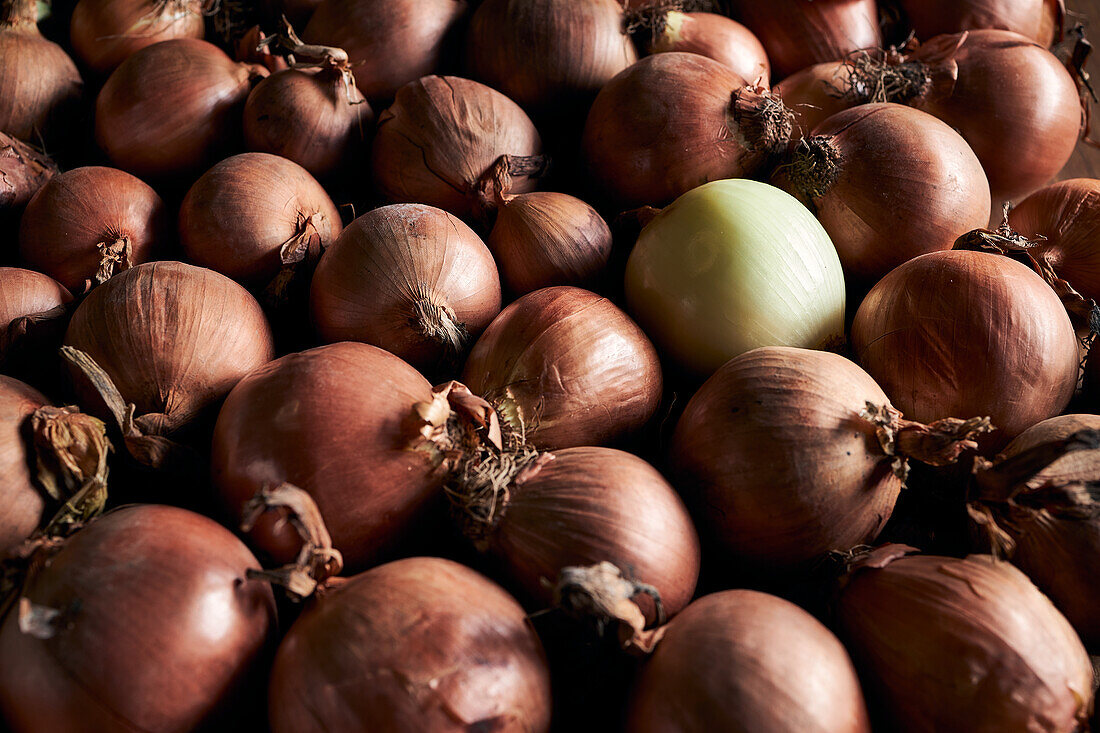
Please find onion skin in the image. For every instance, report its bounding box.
[19,166,166,294]
[0,375,48,553]
[461,286,663,451]
[838,548,1093,732]
[0,132,56,215]
[0,504,277,733]
[900,0,1064,47]
[628,590,871,733]
[268,557,552,732]
[70,0,205,75]
[852,250,1077,450]
[0,268,70,354]
[774,61,856,141]
[95,38,258,180]
[647,12,770,85]
[303,0,469,101]
[310,203,501,371]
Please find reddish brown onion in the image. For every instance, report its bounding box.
[774,61,857,141]
[0,504,276,732]
[70,0,205,74]
[19,166,166,293]
[0,376,48,553]
[0,267,70,366]
[900,0,1064,47]
[644,11,770,85]
[461,286,663,451]
[0,133,56,216]
[628,590,871,732]
[837,546,1093,732]
[310,204,501,371]
[584,52,792,208]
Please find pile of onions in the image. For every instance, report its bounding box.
[461,286,663,450]
[628,590,871,732]
[837,545,1093,731]
[625,179,845,376]
[0,133,55,219]
[310,204,500,371]
[899,0,1063,47]
[774,61,857,141]
[728,0,882,78]
[777,104,991,285]
[0,268,70,375]
[583,52,792,208]
[96,38,262,179]
[179,153,341,296]
[70,0,205,74]
[0,504,276,731]
[372,76,543,222]
[0,0,82,143]
[466,0,636,118]
[852,250,1078,450]
[637,10,770,85]
[303,0,469,101]
[672,347,990,574]
[63,261,275,468]
[18,166,167,294]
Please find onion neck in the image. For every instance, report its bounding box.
[95,234,133,288]
[555,562,667,655]
[730,86,793,155]
[474,154,549,222]
[0,0,38,30]
[843,52,931,105]
[786,135,842,201]
[412,297,468,359]
[860,402,992,483]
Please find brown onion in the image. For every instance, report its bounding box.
[310,204,500,371]
[642,10,770,84]
[584,52,792,208]
[774,61,858,141]
[837,545,1093,731]
[19,166,166,294]
[0,267,71,373]
[0,504,276,732]
[777,104,990,285]
[303,0,468,101]
[852,250,1078,450]
[628,590,871,732]
[0,376,47,553]
[96,38,260,179]
[70,0,205,74]
[900,0,1063,47]
[0,0,83,143]
[0,133,56,219]
[372,75,543,221]
[461,286,663,450]
[729,0,882,78]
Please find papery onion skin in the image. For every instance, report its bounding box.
[268,557,552,733]
[462,286,663,451]
[774,61,855,141]
[310,203,501,371]
[211,342,446,570]
[0,375,48,553]
[0,268,71,344]
[0,504,277,733]
[372,75,542,221]
[628,590,871,733]
[838,548,1093,732]
[19,166,167,294]
[647,12,770,85]
[852,250,1077,450]
[626,179,845,377]
[900,0,1063,47]
[179,153,341,287]
[303,0,469,101]
[0,268,71,376]
[70,0,205,75]
[0,132,56,215]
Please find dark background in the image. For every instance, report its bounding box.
[1058,0,1100,179]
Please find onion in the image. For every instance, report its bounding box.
[303,0,469,101]
[777,103,991,285]
[63,261,275,468]
[628,590,871,732]
[0,133,56,220]
[852,250,1078,450]
[728,0,882,78]
[774,61,858,141]
[70,0,205,75]
[0,0,83,143]
[310,203,500,372]
[461,286,663,451]
[0,268,71,378]
[672,346,990,574]
[625,179,845,376]
[96,38,261,180]
[583,52,792,208]
[18,166,167,294]
[638,10,770,84]
[0,504,276,732]
[899,0,1064,47]
[0,376,49,553]
[179,153,341,299]
[372,76,543,222]
[837,545,1094,731]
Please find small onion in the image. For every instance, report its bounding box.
[852,250,1078,449]
[0,267,71,373]
[0,133,56,219]
[583,52,792,208]
[19,166,167,294]
[461,286,663,450]
[778,103,991,285]
[899,0,1064,47]
[0,376,48,553]
[837,546,1094,732]
[310,203,501,371]
[0,504,277,732]
[641,10,770,84]
[628,590,871,732]
[625,179,845,377]
[774,61,857,141]
[70,0,205,75]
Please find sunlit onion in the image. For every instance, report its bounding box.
[637,10,770,84]
[899,0,1064,47]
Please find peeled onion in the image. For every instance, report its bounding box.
[642,11,770,84]
[899,0,1063,47]
[70,0,205,74]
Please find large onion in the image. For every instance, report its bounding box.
[899,0,1063,47]
[641,11,770,84]
[70,0,205,74]
[837,545,1094,732]
[310,203,501,371]
[461,286,663,451]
